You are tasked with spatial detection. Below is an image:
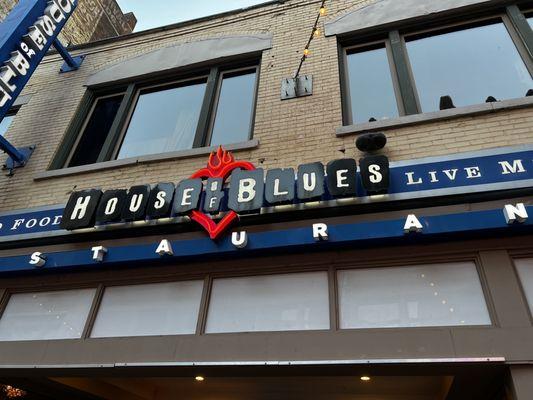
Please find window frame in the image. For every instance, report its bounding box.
[53,58,260,170]
[110,74,210,161]
[335,260,493,330]
[339,4,533,126]
[204,65,260,147]
[512,256,533,324]
[0,255,498,341]
[63,91,127,168]
[0,286,99,341]
[340,39,405,125]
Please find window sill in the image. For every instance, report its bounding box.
[336,96,533,136]
[34,139,259,181]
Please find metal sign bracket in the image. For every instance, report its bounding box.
[53,39,85,73]
[2,145,35,176]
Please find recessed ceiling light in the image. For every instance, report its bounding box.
[360,376,371,382]
[195,376,205,382]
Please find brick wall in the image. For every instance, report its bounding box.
[0,0,531,211]
[0,0,136,45]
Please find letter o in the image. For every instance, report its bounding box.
[25,219,37,229]
[39,217,51,227]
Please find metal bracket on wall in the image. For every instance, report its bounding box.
[2,145,35,176]
[53,39,85,73]
[281,75,313,100]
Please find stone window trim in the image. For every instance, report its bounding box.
[85,34,273,88]
[335,3,533,130]
[336,96,533,137]
[325,0,510,37]
[34,139,259,181]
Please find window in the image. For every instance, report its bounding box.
[205,272,330,333]
[58,63,258,168]
[117,80,206,160]
[209,69,257,146]
[91,281,204,338]
[338,262,491,329]
[406,21,533,112]
[0,109,18,137]
[341,9,533,124]
[0,289,96,341]
[67,94,124,167]
[515,258,533,314]
[345,45,399,124]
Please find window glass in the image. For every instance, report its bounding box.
[68,95,124,167]
[0,289,96,341]
[117,81,206,159]
[205,272,330,333]
[515,259,533,313]
[209,70,257,146]
[338,262,490,329]
[346,46,399,123]
[0,114,15,136]
[91,281,204,338]
[406,21,533,112]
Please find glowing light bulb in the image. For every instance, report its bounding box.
[303,49,310,56]
[320,6,327,16]
[195,376,205,382]
[360,376,371,382]
[314,28,320,37]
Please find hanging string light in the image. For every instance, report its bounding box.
[294,0,327,79]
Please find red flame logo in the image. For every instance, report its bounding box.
[191,146,256,180]
[189,146,256,239]
[207,146,235,175]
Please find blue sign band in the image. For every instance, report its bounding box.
[1,205,531,274]
[0,146,531,241]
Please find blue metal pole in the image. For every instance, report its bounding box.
[53,38,83,71]
[0,132,25,163]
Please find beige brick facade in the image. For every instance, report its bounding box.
[0,0,531,212]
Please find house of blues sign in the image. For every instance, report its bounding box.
[61,147,391,239]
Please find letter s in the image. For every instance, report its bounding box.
[368,164,383,184]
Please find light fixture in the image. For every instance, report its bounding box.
[195,376,205,382]
[303,48,310,57]
[2,385,26,398]
[320,6,327,16]
[360,376,371,382]
[314,28,321,37]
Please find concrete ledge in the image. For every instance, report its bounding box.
[325,0,500,37]
[13,94,32,107]
[34,139,259,181]
[86,34,273,87]
[336,96,533,136]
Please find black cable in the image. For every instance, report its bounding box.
[294,0,327,78]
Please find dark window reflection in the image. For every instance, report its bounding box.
[68,95,123,167]
[406,21,533,113]
[209,70,257,146]
[118,81,206,160]
[346,46,399,124]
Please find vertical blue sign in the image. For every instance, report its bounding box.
[0,0,78,121]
